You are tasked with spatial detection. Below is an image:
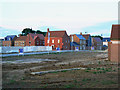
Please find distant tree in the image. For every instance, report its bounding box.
[91,35,103,40]
[36,30,42,34]
[21,28,47,36]
[22,28,32,36]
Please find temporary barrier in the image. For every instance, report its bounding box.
[0,46,52,53]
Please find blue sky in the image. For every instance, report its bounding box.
[0,0,119,38]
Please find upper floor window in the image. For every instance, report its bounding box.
[58,39,60,43]
[52,39,54,43]
[80,40,82,44]
[29,41,31,44]
[47,40,49,43]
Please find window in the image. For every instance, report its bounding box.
[52,39,54,43]
[23,42,24,45]
[84,41,86,44]
[37,41,39,45]
[9,37,11,40]
[29,41,31,44]
[80,40,82,44]
[58,39,60,43]
[21,42,23,45]
[66,40,67,43]
[66,46,67,48]
[47,40,49,43]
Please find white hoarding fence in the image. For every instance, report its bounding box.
[0,46,52,53]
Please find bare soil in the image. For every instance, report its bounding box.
[2,51,118,88]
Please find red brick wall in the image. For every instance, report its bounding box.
[62,34,70,50]
[25,35,44,46]
[3,41,12,46]
[45,37,63,50]
[108,41,120,63]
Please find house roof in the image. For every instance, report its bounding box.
[76,34,86,40]
[5,35,17,41]
[82,34,90,40]
[70,42,79,46]
[93,37,102,42]
[102,38,110,42]
[45,31,66,37]
[111,25,120,40]
[29,33,44,40]
[15,36,27,41]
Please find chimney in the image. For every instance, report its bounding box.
[47,28,49,32]
[19,34,22,37]
[80,32,82,35]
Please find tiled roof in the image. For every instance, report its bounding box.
[111,25,120,40]
[15,36,27,41]
[45,31,66,37]
[29,33,44,40]
[93,37,102,42]
[76,34,86,40]
[82,34,90,40]
[5,35,17,41]
[102,38,110,42]
[70,42,79,46]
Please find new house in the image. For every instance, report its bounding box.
[45,28,70,50]
[15,33,44,47]
[3,35,17,46]
[14,36,27,47]
[92,37,103,50]
[82,33,92,50]
[70,34,86,50]
[108,24,120,63]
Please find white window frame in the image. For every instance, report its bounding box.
[58,39,60,43]
[52,39,54,43]
[47,40,49,43]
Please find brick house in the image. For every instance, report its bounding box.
[82,33,92,50]
[14,36,27,47]
[26,33,44,46]
[15,33,44,47]
[3,35,17,46]
[70,42,80,51]
[45,28,70,50]
[108,25,120,63]
[92,37,103,50]
[70,34,86,50]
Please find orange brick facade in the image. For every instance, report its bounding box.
[108,41,120,63]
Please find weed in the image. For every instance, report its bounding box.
[101,80,117,85]
[93,71,97,74]
[64,84,75,88]
[9,79,16,84]
[98,61,101,65]
[21,77,25,80]
[86,68,91,70]
[96,68,101,70]
[61,70,67,72]
[85,70,89,72]
[74,80,77,83]
[43,83,48,88]
[82,78,91,82]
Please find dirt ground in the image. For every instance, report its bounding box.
[2,51,119,88]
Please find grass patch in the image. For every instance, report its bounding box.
[64,84,75,88]
[101,80,117,85]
